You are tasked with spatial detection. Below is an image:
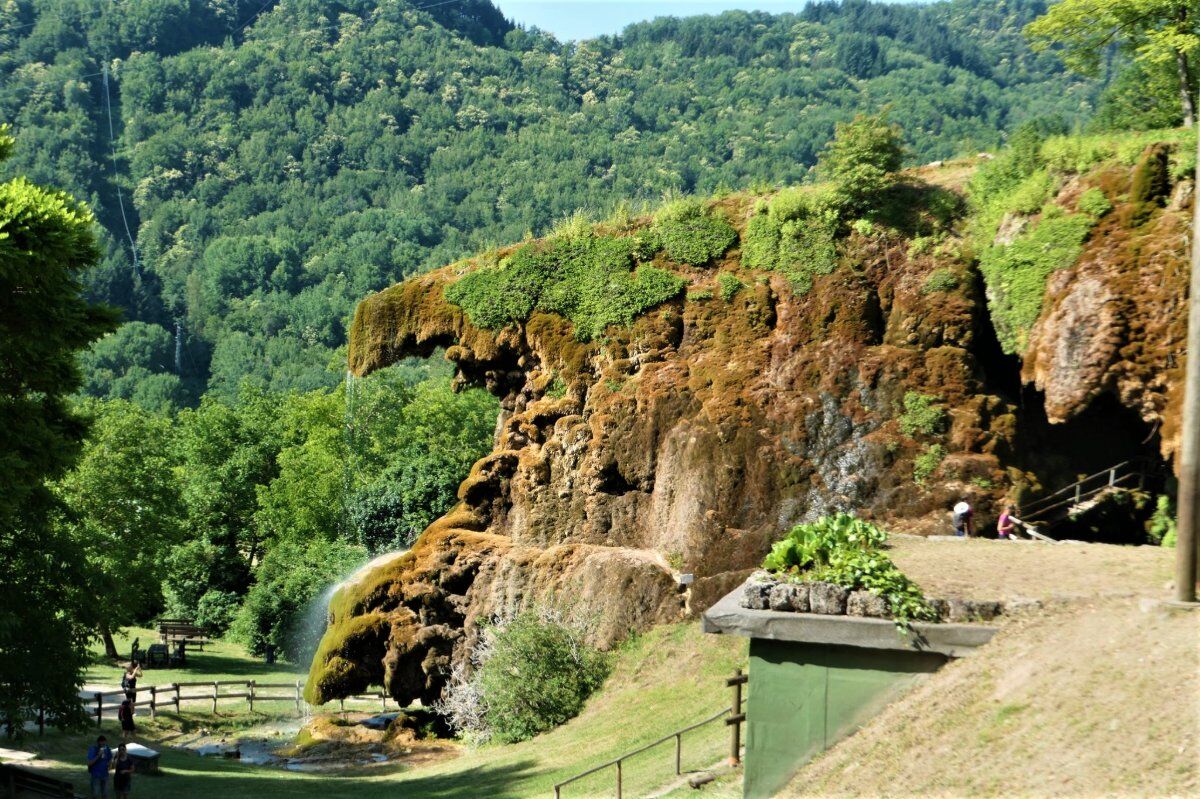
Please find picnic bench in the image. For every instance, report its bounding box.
[157,619,212,651]
[0,763,77,798]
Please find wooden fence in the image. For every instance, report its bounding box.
[24,682,397,734]
[84,681,396,727]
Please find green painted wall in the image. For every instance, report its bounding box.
[743,639,946,798]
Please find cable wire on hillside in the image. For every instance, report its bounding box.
[102,63,140,274]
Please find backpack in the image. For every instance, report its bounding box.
[120,673,131,691]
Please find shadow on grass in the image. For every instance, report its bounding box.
[156,756,544,799]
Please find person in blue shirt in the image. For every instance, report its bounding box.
[86,735,113,798]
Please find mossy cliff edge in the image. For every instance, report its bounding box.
[307,142,1190,705]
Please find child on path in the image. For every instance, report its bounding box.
[118,697,135,740]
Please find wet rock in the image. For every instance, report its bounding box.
[768,582,810,613]
[846,590,889,618]
[808,582,849,615]
[740,580,776,610]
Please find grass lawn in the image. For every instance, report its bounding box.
[83,627,308,689]
[15,622,747,798]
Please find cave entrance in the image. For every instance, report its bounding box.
[1013,389,1168,544]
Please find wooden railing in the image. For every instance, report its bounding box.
[0,763,76,798]
[82,680,395,727]
[552,669,747,799]
[1019,459,1153,526]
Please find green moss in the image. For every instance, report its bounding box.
[913,443,946,486]
[651,198,737,265]
[717,272,743,302]
[687,288,714,302]
[545,376,567,398]
[1076,188,1112,218]
[444,234,685,341]
[898,392,947,438]
[920,268,959,295]
[978,211,1095,354]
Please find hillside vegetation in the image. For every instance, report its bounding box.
[0,0,1099,404]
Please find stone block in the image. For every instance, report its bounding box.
[808,581,849,615]
[846,590,889,618]
[768,582,810,613]
[740,580,776,610]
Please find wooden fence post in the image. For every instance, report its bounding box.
[339,698,345,719]
[726,668,747,767]
[212,682,218,714]
[674,732,682,775]
[173,683,180,714]
[95,692,103,727]
[38,706,44,736]
[248,681,255,714]
[616,759,622,799]
[381,693,387,713]
[149,686,156,720]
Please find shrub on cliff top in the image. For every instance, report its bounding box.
[818,111,906,215]
[444,234,685,340]
[651,198,738,265]
[741,186,839,292]
[761,513,934,628]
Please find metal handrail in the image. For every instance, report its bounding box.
[552,708,730,799]
[1020,458,1150,520]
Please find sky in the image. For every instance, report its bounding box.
[492,1,813,41]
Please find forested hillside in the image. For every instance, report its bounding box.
[0,0,1102,406]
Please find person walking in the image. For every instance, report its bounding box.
[997,504,1017,539]
[112,744,134,799]
[121,663,142,703]
[117,697,136,740]
[86,735,113,799]
[952,500,974,537]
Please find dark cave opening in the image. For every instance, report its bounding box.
[966,273,1168,544]
[1011,388,1168,544]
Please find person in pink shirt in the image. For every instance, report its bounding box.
[997,504,1016,539]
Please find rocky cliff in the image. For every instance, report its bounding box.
[306,142,1190,706]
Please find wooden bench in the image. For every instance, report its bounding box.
[0,763,77,798]
[157,619,212,651]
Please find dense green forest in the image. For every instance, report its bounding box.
[0,0,1108,405]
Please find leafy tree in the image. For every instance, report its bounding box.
[0,126,119,733]
[818,111,906,215]
[55,399,183,657]
[79,321,188,412]
[168,384,284,617]
[1026,0,1200,126]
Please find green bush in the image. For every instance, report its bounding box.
[195,590,241,635]
[445,234,686,340]
[898,392,947,437]
[1147,494,1177,547]
[1076,188,1112,218]
[921,268,960,295]
[687,288,714,301]
[475,610,610,743]
[741,187,839,292]
[913,443,946,486]
[761,513,934,628]
[651,198,738,265]
[717,272,743,302]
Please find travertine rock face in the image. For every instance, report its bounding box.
[306,191,1024,705]
[307,157,1189,705]
[1023,161,1189,457]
